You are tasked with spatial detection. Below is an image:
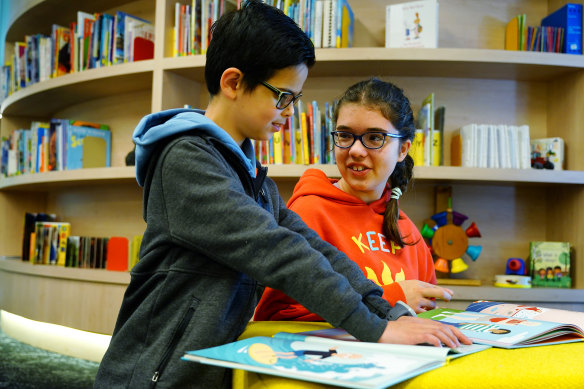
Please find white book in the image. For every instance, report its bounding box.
[496,124,510,168]
[386,0,438,48]
[313,0,324,48]
[517,125,531,169]
[322,0,336,48]
[459,123,475,168]
[475,124,488,168]
[508,125,520,169]
[486,124,498,168]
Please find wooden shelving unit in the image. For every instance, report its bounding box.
[1,0,583,334]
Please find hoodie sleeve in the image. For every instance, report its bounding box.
[156,139,389,342]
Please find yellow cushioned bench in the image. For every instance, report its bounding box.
[233,321,584,389]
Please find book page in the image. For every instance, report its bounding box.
[419,308,582,348]
[466,301,584,331]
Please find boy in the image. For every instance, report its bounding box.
[94,2,468,388]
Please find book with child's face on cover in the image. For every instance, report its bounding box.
[182,329,489,389]
[418,301,584,349]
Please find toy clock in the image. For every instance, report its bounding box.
[421,199,482,275]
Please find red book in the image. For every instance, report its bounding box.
[106,237,129,271]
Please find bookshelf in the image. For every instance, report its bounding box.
[1,0,583,335]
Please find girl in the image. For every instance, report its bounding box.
[256,78,453,322]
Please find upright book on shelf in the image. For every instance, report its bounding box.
[65,120,111,170]
[385,0,438,48]
[530,241,571,288]
[541,3,582,54]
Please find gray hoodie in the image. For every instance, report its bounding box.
[95,109,395,388]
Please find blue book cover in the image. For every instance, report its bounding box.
[65,121,111,170]
[183,334,457,389]
[541,3,582,54]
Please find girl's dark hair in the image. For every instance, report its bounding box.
[333,78,416,247]
[205,0,315,96]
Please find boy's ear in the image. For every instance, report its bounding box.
[219,67,244,101]
[398,139,412,162]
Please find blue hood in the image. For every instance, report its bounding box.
[133,108,257,186]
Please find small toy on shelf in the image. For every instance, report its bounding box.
[505,257,527,275]
[421,194,482,282]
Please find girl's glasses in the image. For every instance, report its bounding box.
[331,131,405,150]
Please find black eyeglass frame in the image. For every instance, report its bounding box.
[331,131,406,150]
[260,81,303,110]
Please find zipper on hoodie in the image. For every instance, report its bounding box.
[151,298,199,387]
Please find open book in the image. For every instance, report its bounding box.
[418,301,584,349]
[183,329,489,389]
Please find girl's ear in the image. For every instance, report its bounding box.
[398,139,412,162]
[219,67,243,101]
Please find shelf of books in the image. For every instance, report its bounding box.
[0,166,137,191]
[158,48,584,83]
[310,47,584,80]
[1,61,155,116]
[1,165,583,192]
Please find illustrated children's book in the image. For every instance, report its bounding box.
[183,329,489,389]
[465,300,584,331]
[529,241,571,288]
[419,302,584,349]
[66,120,111,170]
[385,0,439,49]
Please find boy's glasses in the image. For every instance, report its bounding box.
[260,81,302,110]
[331,131,405,150]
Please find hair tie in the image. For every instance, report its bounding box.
[390,187,402,200]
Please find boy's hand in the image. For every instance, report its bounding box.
[397,280,454,313]
[377,316,472,348]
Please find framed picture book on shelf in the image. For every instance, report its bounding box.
[385,0,439,48]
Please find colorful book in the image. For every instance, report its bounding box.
[530,241,571,288]
[335,0,354,48]
[183,329,488,389]
[465,300,584,330]
[419,303,584,348]
[416,93,434,166]
[32,221,70,265]
[65,121,111,170]
[541,3,582,55]
[385,0,439,48]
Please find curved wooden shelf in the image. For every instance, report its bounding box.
[160,48,584,83]
[0,61,155,116]
[0,257,129,334]
[1,165,582,191]
[0,256,130,284]
[0,166,138,191]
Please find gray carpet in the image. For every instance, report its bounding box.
[0,327,99,388]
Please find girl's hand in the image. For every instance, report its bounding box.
[397,280,454,313]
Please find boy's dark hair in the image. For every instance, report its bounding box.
[333,78,416,248]
[205,0,315,96]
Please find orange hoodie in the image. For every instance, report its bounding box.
[254,168,436,321]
